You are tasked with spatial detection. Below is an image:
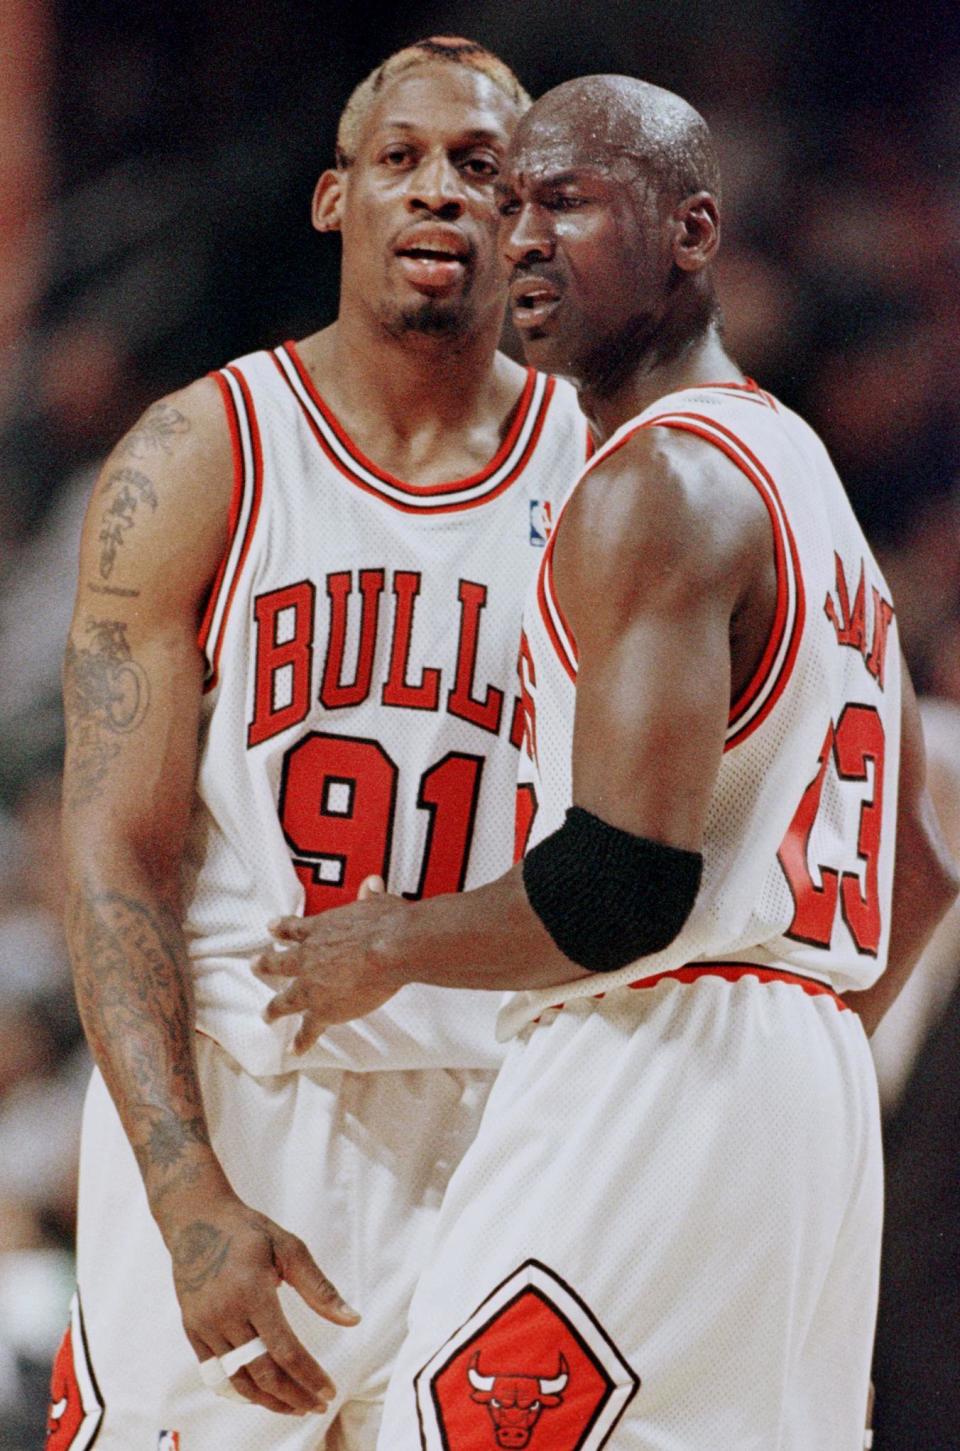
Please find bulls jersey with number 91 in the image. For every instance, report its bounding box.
[183,343,589,1075]
[504,379,901,1040]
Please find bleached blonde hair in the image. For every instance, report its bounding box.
[335,36,531,167]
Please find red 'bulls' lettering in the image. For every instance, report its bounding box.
[248,571,509,747]
[320,568,385,709]
[248,580,315,747]
[381,570,440,710]
[447,579,504,735]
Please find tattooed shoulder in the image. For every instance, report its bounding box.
[97,466,158,579]
[117,401,190,461]
[63,620,151,806]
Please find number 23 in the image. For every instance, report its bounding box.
[777,703,885,956]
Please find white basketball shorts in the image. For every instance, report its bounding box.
[49,1033,493,1451]
[376,966,883,1451]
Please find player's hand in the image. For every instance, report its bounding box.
[159,1180,359,1415]
[256,882,408,1052]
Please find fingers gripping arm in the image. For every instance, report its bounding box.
[257,430,760,1031]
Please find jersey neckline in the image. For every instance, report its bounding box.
[272,340,552,512]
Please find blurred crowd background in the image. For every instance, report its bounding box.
[1,1,958,1446]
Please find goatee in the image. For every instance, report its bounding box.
[385,299,473,340]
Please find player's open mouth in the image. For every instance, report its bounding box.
[394,228,470,294]
[509,276,562,329]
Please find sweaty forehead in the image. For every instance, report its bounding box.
[361,64,521,146]
[509,115,624,182]
[507,80,685,182]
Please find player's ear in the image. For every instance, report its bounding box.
[313,169,345,234]
[672,191,720,272]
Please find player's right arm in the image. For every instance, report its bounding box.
[62,383,353,1416]
[844,658,959,1035]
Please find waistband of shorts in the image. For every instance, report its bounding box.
[624,961,849,1010]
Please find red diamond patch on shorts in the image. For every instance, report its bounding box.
[46,1293,104,1451]
[415,1259,639,1450]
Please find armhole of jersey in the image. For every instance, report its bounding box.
[536,524,578,683]
[198,365,264,691]
[645,410,806,750]
[510,371,557,495]
[533,418,648,684]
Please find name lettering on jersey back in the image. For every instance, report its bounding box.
[247,571,520,748]
[824,553,895,690]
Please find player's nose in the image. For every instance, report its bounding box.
[407,152,466,219]
[501,205,554,265]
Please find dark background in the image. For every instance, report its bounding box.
[0,2,958,1445]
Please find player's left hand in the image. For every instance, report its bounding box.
[257,878,408,1052]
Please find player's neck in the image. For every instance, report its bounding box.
[578,325,742,443]
[293,313,528,486]
[305,306,509,434]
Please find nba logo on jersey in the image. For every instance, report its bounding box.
[529,499,553,546]
[158,1433,180,1450]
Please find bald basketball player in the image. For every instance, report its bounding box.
[53,39,588,1451]
[258,76,957,1449]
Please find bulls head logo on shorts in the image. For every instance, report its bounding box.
[467,1350,569,1447]
[46,1294,104,1451]
[415,1260,639,1451]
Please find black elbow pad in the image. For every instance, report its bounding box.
[522,806,703,972]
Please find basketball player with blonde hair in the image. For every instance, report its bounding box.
[52,38,588,1451]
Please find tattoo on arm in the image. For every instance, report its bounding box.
[66,886,213,1191]
[170,1221,234,1292]
[63,619,150,807]
[116,402,190,461]
[87,584,141,598]
[147,1114,211,1168]
[97,467,158,579]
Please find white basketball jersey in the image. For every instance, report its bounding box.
[183,342,589,1074]
[504,379,901,1038]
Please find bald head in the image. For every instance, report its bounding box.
[514,75,720,205]
[498,74,725,399]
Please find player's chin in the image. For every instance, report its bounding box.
[393,295,477,340]
[512,327,565,372]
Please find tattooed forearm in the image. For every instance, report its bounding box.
[116,401,190,461]
[63,619,150,807]
[146,1113,211,1168]
[66,885,212,1193]
[97,466,158,578]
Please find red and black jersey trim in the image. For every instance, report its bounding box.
[533,399,805,747]
[645,410,805,749]
[200,366,265,691]
[538,959,848,1022]
[626,960,848,1009]
[692,377,780,411]
[272,341,556,514]
[46,1291,104,1450]
[535,519,578,683]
